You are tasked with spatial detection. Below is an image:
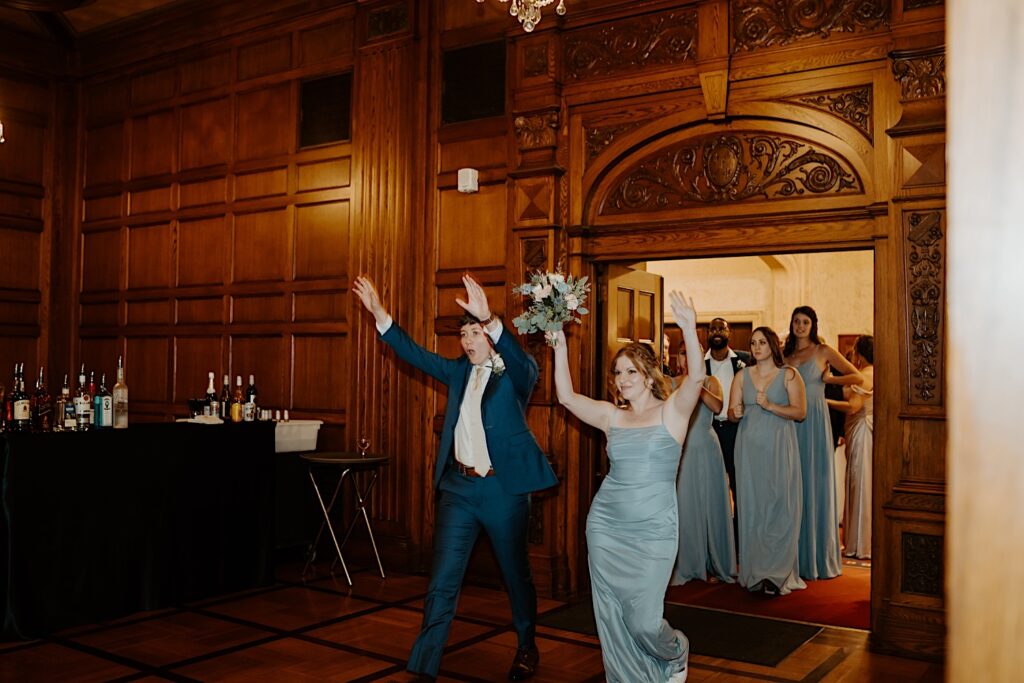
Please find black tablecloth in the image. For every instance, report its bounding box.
[0,422,276,639]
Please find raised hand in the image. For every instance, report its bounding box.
[668,290,696,331]
[546,329,567,349]
[352,276,389,326]
[455,274,492,323]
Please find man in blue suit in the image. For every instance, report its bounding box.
[354,274,557,682]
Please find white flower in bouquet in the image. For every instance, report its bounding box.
[512,270,591,346]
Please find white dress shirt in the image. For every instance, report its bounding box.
[377,315,503,475]
[705,348,740,421]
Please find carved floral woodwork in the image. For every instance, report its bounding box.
[731,0,890,52]
[523,44,548,78]
[902,532,943,597]
[783,85,873,139]
[585,122,644,162]
[891,46,946,101]
[602,132,861,214]
[514,110,559,150]
[563,9,697,81]
[904,210,945,405]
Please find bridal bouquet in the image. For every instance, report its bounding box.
[512,270,590,346]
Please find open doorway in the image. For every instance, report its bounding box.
[595,249,873,630]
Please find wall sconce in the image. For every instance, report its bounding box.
[457,167,479,193]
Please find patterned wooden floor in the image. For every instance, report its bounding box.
[0,567,943,682]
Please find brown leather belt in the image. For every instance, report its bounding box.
[456,463,494,478]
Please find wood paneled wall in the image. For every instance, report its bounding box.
[1,0,948,662]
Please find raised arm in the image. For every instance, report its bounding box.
[826,384,865,415]
[822,344,864,387]
[353,275,390,328]
[551,329,615,432]
[664,291,704,442]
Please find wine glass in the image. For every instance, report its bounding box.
[358,436,370,457]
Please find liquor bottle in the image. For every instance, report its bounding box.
[205,371,219,417]
[4,362,16,430]
[243,374,257,422]
[87,370,97,429]
[94,373,112,428]
[54,373,72,432]
[113,355,128,429]
[11,363,31,432]
[219,374,231,420]
[74,365,91,432]
[32,366,52,433]
[230,375,244,423]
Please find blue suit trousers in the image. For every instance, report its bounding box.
[407,468,536,677]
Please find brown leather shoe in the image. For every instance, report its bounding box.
[507,644,539,680]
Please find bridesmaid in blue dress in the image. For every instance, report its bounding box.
[671,347,737,586]
[552,291,704,683]
[783,306,863,580]
[728,327,808,596]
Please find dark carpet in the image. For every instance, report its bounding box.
[538,600,822,667]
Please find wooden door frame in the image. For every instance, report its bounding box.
[563,211,886,634]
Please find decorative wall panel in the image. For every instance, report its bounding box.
[903,209,945,406]
[564,8,698,80]
[731,0,890,52]
[602,132,862,214]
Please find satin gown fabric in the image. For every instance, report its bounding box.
[588,422,689,682]
[843,384,873,559]
[735,368,807,595]
[793,358,843,580]
[672,401,737,585]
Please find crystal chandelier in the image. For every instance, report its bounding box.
[476,0,567,33]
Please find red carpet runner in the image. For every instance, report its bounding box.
[665,564,870,630]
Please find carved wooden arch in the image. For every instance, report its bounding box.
[579,103,875,226]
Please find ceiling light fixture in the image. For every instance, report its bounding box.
[476,0,567,33]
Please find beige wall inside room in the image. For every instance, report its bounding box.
[647,250,874,346]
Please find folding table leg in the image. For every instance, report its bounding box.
[339,469,386,579]
[302,467,352,585]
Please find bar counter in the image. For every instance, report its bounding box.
[0,421,276,639]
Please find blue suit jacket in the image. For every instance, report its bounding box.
[380,322,558,495]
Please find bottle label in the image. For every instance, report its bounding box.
[13,400,30,420]
[64,402,77,429]
[231,403,242,422]
[243,402,256,421]
[101,397,112,426]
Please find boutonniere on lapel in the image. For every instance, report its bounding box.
[736,359,746,370]
[488,353,506,377]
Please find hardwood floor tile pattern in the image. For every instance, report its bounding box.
[0,568,944,682]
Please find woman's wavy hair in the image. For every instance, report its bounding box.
[752,326,786,368]
[607,342,671,406]
[783,305,823,357]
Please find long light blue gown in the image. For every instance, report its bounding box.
[735,367,807,595]
[672,400,737,585]
[588,421,689,683]
[794,357,843,579]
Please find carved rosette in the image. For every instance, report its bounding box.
[564,9,697,80]
[602,132,861,214]
[785,86,873,139]
[901,532,943,597]
[514,111,559,151]
[731,0,890,52]
[891,47,946,101]
[904,210,944,405]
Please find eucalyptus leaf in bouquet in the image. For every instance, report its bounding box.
[512,271,591,346]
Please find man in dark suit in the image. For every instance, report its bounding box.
[354,274,557,682]
[704,317,752,546]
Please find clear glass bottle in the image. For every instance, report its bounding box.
[113,356,128,429]
[74,364,91,432]
[205,371,219,417]
[219,374,231,420]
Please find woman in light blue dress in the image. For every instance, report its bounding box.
[552,291,704,683]
[728,327,808,596]
[783,306,863,580]
[671,348,737,586]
